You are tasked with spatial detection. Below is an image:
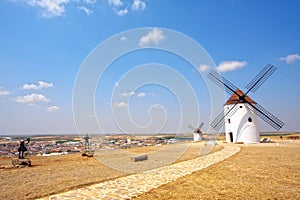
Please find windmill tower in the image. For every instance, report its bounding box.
[224,89,259,143]
[188,122,204,142]
[208,64,284,143]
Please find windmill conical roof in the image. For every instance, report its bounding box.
[224,89,256,105]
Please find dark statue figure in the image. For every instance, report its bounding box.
[84,134,90,150]
[18,138,30,159]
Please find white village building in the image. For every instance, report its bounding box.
[224,89,260,143]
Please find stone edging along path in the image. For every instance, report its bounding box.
[39,145,240,200]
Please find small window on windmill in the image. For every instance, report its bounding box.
[248,117,252,122]
[240,106,243,108]
[228,119,231,124]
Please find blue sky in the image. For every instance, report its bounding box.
[0,0,299,135]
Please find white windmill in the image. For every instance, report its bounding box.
[188,122,204,142]
[208,64,284,144]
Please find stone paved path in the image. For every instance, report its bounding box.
[39,145,240,200]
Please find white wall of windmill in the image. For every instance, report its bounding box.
[224,103,259,143]
[193,132,202,142]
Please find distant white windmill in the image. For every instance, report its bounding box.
[208,64,284,143]
[188,122,204,142]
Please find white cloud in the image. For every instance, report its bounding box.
[0,87,11,96]
[108,0,146,16]
[83,0,96,4]
[114,82,119,87]
[114,101,127,108]
[136,92,146,97]
[216,60,247,73]
[108,0,128,16]
[78,6,93,15]
[46,105,60,112]
[280,54,300,64]
[120,36,127,41]
[23,0,70,18]
[139,28,165,47]
[108,0,123,7]
[21,81,53,90]
[120,91,135,97]
[18,0,145,18]
[119,91,146,97]
[10,0,97,17]
[198,64,210,72]
[131,0,146,11]
[116,8,128,16]
[15,93,50,104]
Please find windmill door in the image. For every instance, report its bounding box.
[229,132,233,143]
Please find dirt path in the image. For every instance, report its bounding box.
[38,145,238,199]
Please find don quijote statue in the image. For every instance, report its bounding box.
[18,138,30,159]
[12,138,31,168]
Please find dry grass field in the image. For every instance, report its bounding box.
[135,140,300,200]
[0,137,299,200]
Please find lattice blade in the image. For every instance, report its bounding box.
[199,122,204,129]
[207,70,239,96]
[246,102,284,130]
[210,103,239,131]
[188,125,196,130]
[245,64,277,94]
